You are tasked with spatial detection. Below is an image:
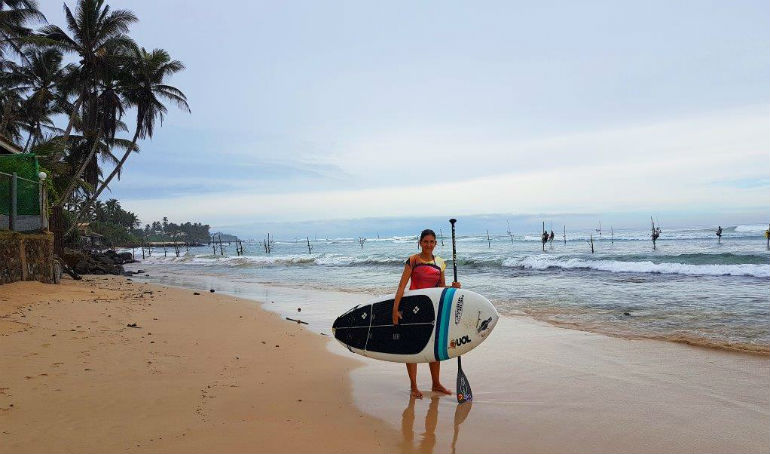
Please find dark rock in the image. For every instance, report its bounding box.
[209,289,215,293]
[62,248,126,276]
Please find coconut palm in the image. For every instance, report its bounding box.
[39,0,137,196]
[3,48,73,150]
[0,81,24,140]
[67,45,189,232]
[0,0,46,58]
[98,46,189,188]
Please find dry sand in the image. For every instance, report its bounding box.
[0,276,398,453]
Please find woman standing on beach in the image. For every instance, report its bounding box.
[392,229,461,398]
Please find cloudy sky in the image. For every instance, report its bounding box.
[39,1,769,235]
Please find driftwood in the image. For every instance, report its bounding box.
[56,256,81,280]
[286,317,309,325]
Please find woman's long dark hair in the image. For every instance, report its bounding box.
[419,229,436,241]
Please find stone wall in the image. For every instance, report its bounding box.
[0,214,45,231]
[0,230,54,284]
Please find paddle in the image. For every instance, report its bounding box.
[450,218,472,404]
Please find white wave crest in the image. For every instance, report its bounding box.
[734,224,769,233]
[503,255,769,278]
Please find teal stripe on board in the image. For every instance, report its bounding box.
[434,289,448,361]
[436,288,456,361]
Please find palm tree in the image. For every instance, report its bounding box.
[99,46,189,190]
[40,0,137,202]
[0,80,24,140]
[67,45,189,232]
[0,0,46,59]
[4,48,73,150]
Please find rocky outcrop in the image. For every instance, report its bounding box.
[60,248,137,276]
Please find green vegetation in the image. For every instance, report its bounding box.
[82,198,210,247]
[1,0,191,246]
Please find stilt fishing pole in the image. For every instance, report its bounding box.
[450,218,472,404]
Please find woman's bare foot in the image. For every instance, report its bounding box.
[431,384,452,395]
[410,388,423,399]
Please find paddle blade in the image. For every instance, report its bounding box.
[456,356,472,404]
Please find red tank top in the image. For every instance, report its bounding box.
[406,255,446,290]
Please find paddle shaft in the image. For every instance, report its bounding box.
[450,218,458,283]
[449,218,471,403]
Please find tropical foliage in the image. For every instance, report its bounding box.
[83,199,211,246]
[0,0,192,246]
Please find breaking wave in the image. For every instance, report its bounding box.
[504,255,768,278]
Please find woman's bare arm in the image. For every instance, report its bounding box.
[392,263,412,324]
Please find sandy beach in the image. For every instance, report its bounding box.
[2,275,768,453]
[0,277,398,453]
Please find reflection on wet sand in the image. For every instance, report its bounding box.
[400,394,473,454]
[452,400,473,454]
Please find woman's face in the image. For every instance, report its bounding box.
[419,235,437,253]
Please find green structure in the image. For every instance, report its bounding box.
[0,154,41,216]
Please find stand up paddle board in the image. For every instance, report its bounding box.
[332,288,498,363]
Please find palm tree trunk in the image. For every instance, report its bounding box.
[23,127,34,152]
[65,128,140,236]
[30,121,41,150]
[62,94,84,142]
[49,94,84,163]
[55,125,103,207]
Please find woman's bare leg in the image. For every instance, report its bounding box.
[429,361,451,394]
[406,363,422,398]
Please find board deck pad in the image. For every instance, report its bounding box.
[333,295,435,355]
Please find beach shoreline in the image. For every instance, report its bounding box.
[2,274,768,453]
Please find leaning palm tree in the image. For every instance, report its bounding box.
[40,0,137,188]
[0,0,46,59]
[67,45,189,232]
[99,46,189,192]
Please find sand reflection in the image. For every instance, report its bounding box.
[400,395,472,454]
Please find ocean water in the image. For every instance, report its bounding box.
[126,224,770,354]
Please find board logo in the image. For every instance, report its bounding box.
[454,295,464,324]
[449,335,471,349]
[477,317,492,334]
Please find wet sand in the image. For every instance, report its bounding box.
[348,316,770,453]
[2,274,768,453]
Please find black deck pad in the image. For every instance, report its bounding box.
[333,295,436,355]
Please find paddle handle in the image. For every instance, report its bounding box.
[449,218,458,283]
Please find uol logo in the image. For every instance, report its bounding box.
[449,335,471,349]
